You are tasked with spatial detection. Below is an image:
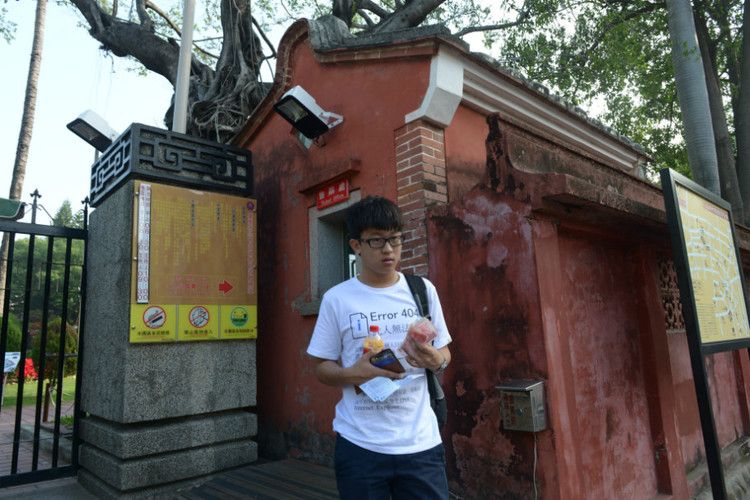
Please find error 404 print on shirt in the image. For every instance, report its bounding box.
[349,307,421,339]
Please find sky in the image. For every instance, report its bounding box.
[0,1,174,225]
[0,2,493,226]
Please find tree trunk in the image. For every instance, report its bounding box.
[694,10,745,222]
[665,0,720,195]
[736,3,750,226]
[182,0,267,141]
[371,0,446,33]
[69,0,181,84]
[0,0,47,308]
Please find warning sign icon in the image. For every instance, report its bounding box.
[143,306,166,329]
[189,306,210,328]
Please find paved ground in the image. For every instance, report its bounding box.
[0,398,75,477]
[1,400,337,499]
[174,460,338,500]
[0,459,337,500]
[0,398,95,499]
[1,476,97,500]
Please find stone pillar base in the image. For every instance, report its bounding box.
[78,410,257,499]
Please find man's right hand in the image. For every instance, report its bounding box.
[313,351,404,388]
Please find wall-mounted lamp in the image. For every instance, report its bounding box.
[273,86,343,140]
[66,110,119,152]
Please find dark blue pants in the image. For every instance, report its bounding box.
[334,434,449,500]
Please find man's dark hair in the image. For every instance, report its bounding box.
[346,196,404,240]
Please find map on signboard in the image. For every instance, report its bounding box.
[676,185,750,344]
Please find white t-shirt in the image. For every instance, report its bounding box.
[307,272,452,455]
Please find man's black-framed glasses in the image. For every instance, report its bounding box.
[359,235,405,248]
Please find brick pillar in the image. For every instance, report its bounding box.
[395,120,448,277]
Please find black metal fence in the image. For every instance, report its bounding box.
[0,200,87,488]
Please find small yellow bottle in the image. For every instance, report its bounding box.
[363,325,383,353]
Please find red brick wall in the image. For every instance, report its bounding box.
[395,120,448,276]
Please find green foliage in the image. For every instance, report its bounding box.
[30,318,78,382]
[7,234,85,322]
[53,200,73,227]
[423,0,492,30]
[490,0,743,178]
[254,0,329,29]
[2,376,77,409]
[0,3,16,44]
[5,201,85,329]
[0,313,23,352]
[52,200,86,229]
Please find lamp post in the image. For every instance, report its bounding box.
[173,0,196,134]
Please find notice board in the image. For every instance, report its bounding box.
[662,169,750,353]
[129,181,257,342]
[661,168,750,500]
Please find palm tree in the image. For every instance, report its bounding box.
[665,0,720,194]
[0,0,47,308]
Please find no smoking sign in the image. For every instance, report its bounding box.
[143,306,166,329]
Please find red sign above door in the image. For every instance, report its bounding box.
[317,179,350,210]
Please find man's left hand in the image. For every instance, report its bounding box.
[402,336,446,372]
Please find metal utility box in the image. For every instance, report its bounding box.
[496,380,547,432]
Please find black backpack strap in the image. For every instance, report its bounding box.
[403,273,430,320]
[403,274,447,430]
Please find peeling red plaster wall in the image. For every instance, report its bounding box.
[705,352,745,446]
[557,232,658,498]
[444,105,489,201]
[427,190,553,500]
[426,188,666,498]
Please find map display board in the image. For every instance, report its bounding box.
[661,168,750,500]
[662,168,750,353]
[676,185,750,344]
[129,181,257,343]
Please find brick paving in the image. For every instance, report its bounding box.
[0,398,93,500]
[0,401,75,477]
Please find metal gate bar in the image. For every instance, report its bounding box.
[0,208,87,488]
[31,234,56,470]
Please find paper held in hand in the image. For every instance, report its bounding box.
[358,374,424,402]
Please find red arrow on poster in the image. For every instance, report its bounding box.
[218,280,234,295]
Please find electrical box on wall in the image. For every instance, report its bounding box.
[496,380,547,432]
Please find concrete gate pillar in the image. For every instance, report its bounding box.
[77,125,257,499]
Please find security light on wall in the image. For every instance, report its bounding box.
[273,86,343,140]
[66,110,119,152]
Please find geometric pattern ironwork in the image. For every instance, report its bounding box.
[90,123,252,207]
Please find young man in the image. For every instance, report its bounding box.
[307,196,452,500]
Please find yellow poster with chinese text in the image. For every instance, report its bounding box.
[130,181,257,343]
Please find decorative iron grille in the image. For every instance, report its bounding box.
[90,124,252,207]
[658,257,685,334]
